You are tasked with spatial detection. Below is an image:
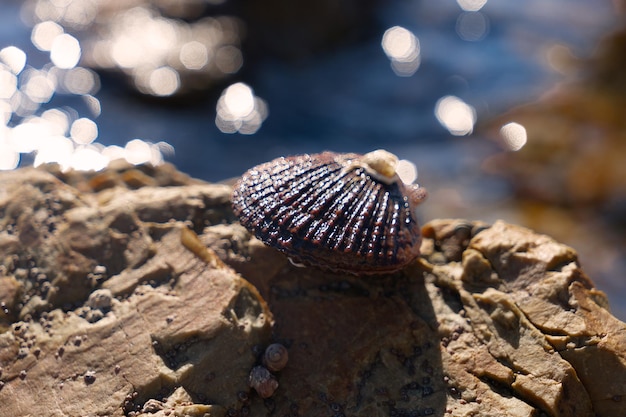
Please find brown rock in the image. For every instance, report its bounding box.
[0,165,271,416]
[0,164,624,417]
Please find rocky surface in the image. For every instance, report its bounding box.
[0,163,625,417]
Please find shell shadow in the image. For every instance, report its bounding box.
[242,257,446,416]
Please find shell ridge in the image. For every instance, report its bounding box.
[343,178,379,254]
[278,163,345,230]
[248,155,312,201]
[389,184,421,262]
[305,178,356,249]
[387,200,402,260]
[278,161,328,196]
[371,189,391,263]
[384,184,413,261]
[353,181,384,260]
[301,170,356,244]
[328,171,380,252]
[326,174,370,251]
[237,157,328,233]
[273,164,349,242]
[252,158,354,258]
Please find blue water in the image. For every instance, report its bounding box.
[0,0,615,179]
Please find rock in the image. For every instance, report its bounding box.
[0,163,625,417]
[0,165,272,416]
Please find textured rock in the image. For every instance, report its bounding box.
[0,165,272,417]
[209,217,626,417]
[1,163,625,417]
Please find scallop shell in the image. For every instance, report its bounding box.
[232,150,426,275]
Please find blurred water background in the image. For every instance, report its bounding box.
[1,0,625,319]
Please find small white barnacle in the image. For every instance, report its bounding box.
[341,149,400,184]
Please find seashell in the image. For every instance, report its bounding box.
[248,365,279,398]
[232,150,427,275]
[263,343,289,372]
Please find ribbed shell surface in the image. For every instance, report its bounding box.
[232,152,422,274]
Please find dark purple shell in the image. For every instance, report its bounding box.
[232,151,425,274]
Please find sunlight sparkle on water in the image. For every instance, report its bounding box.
[33,135,74,169]
[0,46,27,75]
[50,33,81,69]
[60,67,99,95]
[381,26,421,77]
[0,148,20,170]
[456,0,488,12]
[31,21,64,51]
[146,66,180,97]
[435,95,476,136]
[0,68,18,99]
[180,41,209,70]
[21,68,55,104]
[69,146,108,171]
[0,130,20,170]
[456,12,489,42]
[124,139,164,166]
[0,28,173,172]
[216,82,268,134]
[70,117,98,144]
[85,6,243,97]
[499,122,527,151]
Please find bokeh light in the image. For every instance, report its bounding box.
[141,66,180,97]
[59,66,100,95]
[435,95,476,136]
[124,139,164,166]
[0,33,171,172]
[215,45,243,74]
[82,94,101,116]
[180,41,209,70]
[456,12,490,42]
[70,117,98,144]
[0,136,20,170]
[31,21,64,51]
[397,159,418,184]
[456,0,488,12]
[0,46,27,74]
[381,26,421,77]
[21,68,55,104]
[69,146,108,171]
[33,135,74,169]
[0,68,18,99]
[216,82,268,134]
[81,6,243,97]
[50,33,81,69]
[499,122,527,151]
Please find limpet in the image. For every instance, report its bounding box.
[232,150,426,274]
